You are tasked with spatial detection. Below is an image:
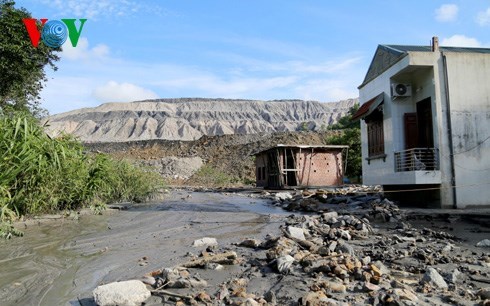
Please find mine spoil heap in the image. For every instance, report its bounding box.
[93,189,490,306]
[44,98,357,142]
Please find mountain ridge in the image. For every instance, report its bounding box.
[45,98,358,142]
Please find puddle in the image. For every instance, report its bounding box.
[132,191,291,215]
[407,216,490,247]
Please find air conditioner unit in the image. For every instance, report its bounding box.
[391,83,412,97]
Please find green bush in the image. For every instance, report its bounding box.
[190,164,237,187]
[0,113,164,238]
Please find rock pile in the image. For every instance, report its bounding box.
[266,187,404,223]
[92,191,490,305]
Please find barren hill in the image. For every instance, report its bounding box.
[45,98,357,142]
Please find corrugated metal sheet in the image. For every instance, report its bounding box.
[352,93,384,121]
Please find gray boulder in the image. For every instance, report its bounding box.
[476,239,490,247]
[287,226,306,241]
[421,268,448,289]
[93,280,151,306]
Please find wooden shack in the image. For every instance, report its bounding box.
[254,145,348,189]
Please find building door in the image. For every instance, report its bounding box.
[404,113,418,149]
[416,98,434,148]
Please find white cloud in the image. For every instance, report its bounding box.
[92,81,158,102]
[476,7,490,26]
[62,37,109,60]
[293,79,358,102]
[156,74,297,97]
[42,0,141,19]
[441,35,483,47]
[41,76,99,114]
[435,4,459,22]
[41,47,363,114]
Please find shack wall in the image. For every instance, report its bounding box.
[296,150,343,186]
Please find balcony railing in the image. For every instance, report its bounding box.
[394,148,439,172]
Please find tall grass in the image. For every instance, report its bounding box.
[0,113,164,238]
[189,164,238,187]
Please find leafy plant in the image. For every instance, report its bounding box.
[326,104,362,181]
[0,0,60,116]
[0,112,164,237]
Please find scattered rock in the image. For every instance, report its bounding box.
[476,239,490,248]
[276,255,295,274]
[336,241,355,256]
[364,282,381,292]
[479,288,490,300]
[392,288,419,302]
[264,291,277,305]
[275,192,292,201]
[421,267,448,289]
[192,237,218,247]
[287,226,306,241]
[239,238,261,248]
[140,276,156,286]
[448,269,464,284]
[243,298,260,306]
[93,280,151,306]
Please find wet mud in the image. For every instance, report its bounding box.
[0,192,284,305]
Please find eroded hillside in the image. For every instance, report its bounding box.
[45,98,357,142]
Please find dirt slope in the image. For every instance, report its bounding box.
[84,131,337,182]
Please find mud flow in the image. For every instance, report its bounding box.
[0,192,284,305]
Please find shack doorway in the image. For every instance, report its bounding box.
[282,148,297,187]
[267,150,281,188]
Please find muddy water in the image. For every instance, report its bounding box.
[0,192,284,306]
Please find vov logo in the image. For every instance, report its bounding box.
[22,18,87,48]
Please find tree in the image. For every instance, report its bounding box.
[326,104,362,182]
[0,0,59,116]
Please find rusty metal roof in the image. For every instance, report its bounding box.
[352,93,384,121]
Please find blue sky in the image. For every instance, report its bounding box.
[17,0,490,114]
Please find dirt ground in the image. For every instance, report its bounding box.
[0,190,489,306]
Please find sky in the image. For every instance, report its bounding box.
[16,0,490,114]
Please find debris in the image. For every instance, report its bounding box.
[276,255,295,274]
[152,289,193,301]
[181,251,239,268]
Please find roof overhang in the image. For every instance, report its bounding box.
[351,93,384,121]
[252,144,349,156]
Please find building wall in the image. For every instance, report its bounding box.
[359,49,490,208]
[406,52,456,206]
[296,150,343,186]
[360,56,410,185]
[444,52,490,207]
[255,149,344,188]
[359,51,447,207]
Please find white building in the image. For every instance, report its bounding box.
[354,37,490,208]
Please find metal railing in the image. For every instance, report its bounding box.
[394,148,439,172]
